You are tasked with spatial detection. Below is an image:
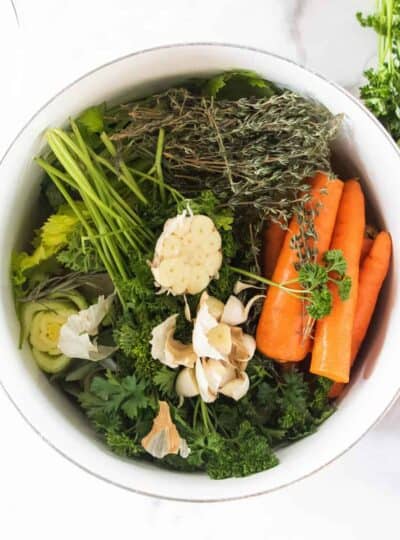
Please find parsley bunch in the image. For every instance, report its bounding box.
[358,1,400,142]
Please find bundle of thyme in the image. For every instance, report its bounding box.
[108,88,341,229]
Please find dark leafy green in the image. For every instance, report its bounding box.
[358,2,400,142]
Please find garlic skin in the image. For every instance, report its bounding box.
[175,292,259,403]
[58,294,116,361]
[192,302,225,361]
[141,401,190,459]
[179,357,250,403]
[150,212,222,296]
[229,327,256,369]
[151,289,260,404]
[150,314,196,369]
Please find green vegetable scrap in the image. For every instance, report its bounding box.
[358,1,400,142]
[205,69,279,100]
[12,205,79,288]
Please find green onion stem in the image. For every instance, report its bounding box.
[43,169,124,304]
[100,131,148,205]
[154,128,166,202]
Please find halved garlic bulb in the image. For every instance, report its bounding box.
[151,213,222,296]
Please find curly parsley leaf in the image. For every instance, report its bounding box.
[337,275,352,301]
[324,249,347,276]
[307,288,332,319]
[205,422,279,479]
[298,262,328,289]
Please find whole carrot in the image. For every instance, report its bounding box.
[256,172,344,362]
[262,221,286,279]
[360,236,374,264]
[329,231,391,397]
[311,180,365,382]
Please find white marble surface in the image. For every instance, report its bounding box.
[1,1,399,539]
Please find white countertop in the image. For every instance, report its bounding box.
[1,1,399,538]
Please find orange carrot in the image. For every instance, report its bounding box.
[256,172,344,362]
[360,236,374,264]
[311,180,365,382]
[329,231,392,397]
[262,221,286,279]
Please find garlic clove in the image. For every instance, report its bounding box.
[220,372,250,401]
[141,401,189,459]
[221,295,247,326]
[221,294,265,326]
[157,257,188,290]
[205,296,225,321]
[207,323,232,356]
[204,250,223,277]
[161,234,182,257]
[229,327,256,367]
[196,229,222,252]
[192,303,224,360]
[176,367,199,397]
[195,358,218,403]
[190,215,215,237]
[198,290,210,309]
[204,358,236,388]
[165,339,197,368]
[186,265,210,295]
[170,265,191,295]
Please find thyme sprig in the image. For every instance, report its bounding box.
[107,88,341,229]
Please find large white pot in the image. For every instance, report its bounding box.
[0,44,398,502]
